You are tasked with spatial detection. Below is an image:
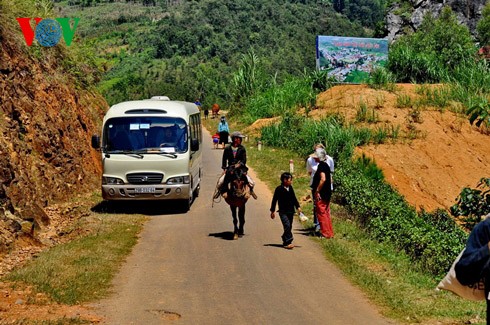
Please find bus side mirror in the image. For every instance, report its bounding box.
[91,134,101,149]
[190,138,199,151]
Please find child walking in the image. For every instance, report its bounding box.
[270,172,302,249]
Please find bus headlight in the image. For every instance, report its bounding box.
[167,176,190,185]
[102,176,125,185]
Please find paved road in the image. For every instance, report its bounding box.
[95,128,395,325]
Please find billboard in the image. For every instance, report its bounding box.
[316,36,388,83]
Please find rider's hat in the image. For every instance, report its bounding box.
[231,131,245,138]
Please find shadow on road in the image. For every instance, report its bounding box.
[263,243,286,248]
[263,243,302,249]
[208,231,236,241]
[294,227,317,237]
[91,200,188,216]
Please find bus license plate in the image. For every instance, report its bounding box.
[135,187,156,194]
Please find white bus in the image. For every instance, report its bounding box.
[92,96,202,210]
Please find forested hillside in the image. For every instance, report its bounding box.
[57,0,378,107]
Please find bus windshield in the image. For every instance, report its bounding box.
[103,116,188,154]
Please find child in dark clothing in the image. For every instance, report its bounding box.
[270,172,302,249]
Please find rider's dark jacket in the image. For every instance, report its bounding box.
[221,144,247,170]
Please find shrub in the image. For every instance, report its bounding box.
[335,161,466,276]
[451,177,490,229]
[310,69,336,92]
[387,7,477,83]
[477,2,490,46]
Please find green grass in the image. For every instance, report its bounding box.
[5,214,147,305]
[415,85,451,111]
[239,77,315,124]
[321,211,486,323]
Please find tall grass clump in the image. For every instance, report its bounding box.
[372,126,389,144]
[368,67,397,91]
[396,94,412,108]
[232,50,267,106]
[241,77,316,124]
[352,127,373,145]
[450,59,490,95]
[260,114,358,162]
[309,69,337,92]
[448,61,490,127]
[355,100,379,123]
[355,100,369,121]
[388,45,445,83]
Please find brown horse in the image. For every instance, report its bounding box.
[211,103,220,118]
[215,164,250,239]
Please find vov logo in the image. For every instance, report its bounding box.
[16,18,80,47]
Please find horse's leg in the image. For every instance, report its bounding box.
[238,204,246,236]
[230,206,238,237]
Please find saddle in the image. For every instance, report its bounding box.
[212,162,250,200]
[225,163,251,199]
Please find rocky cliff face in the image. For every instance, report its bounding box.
[386,0,487,41]
[0,23,107,254]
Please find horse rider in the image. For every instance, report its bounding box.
[215,131,256,199]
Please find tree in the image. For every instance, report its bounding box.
[477,2,490,46]
[388,7,477,83]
